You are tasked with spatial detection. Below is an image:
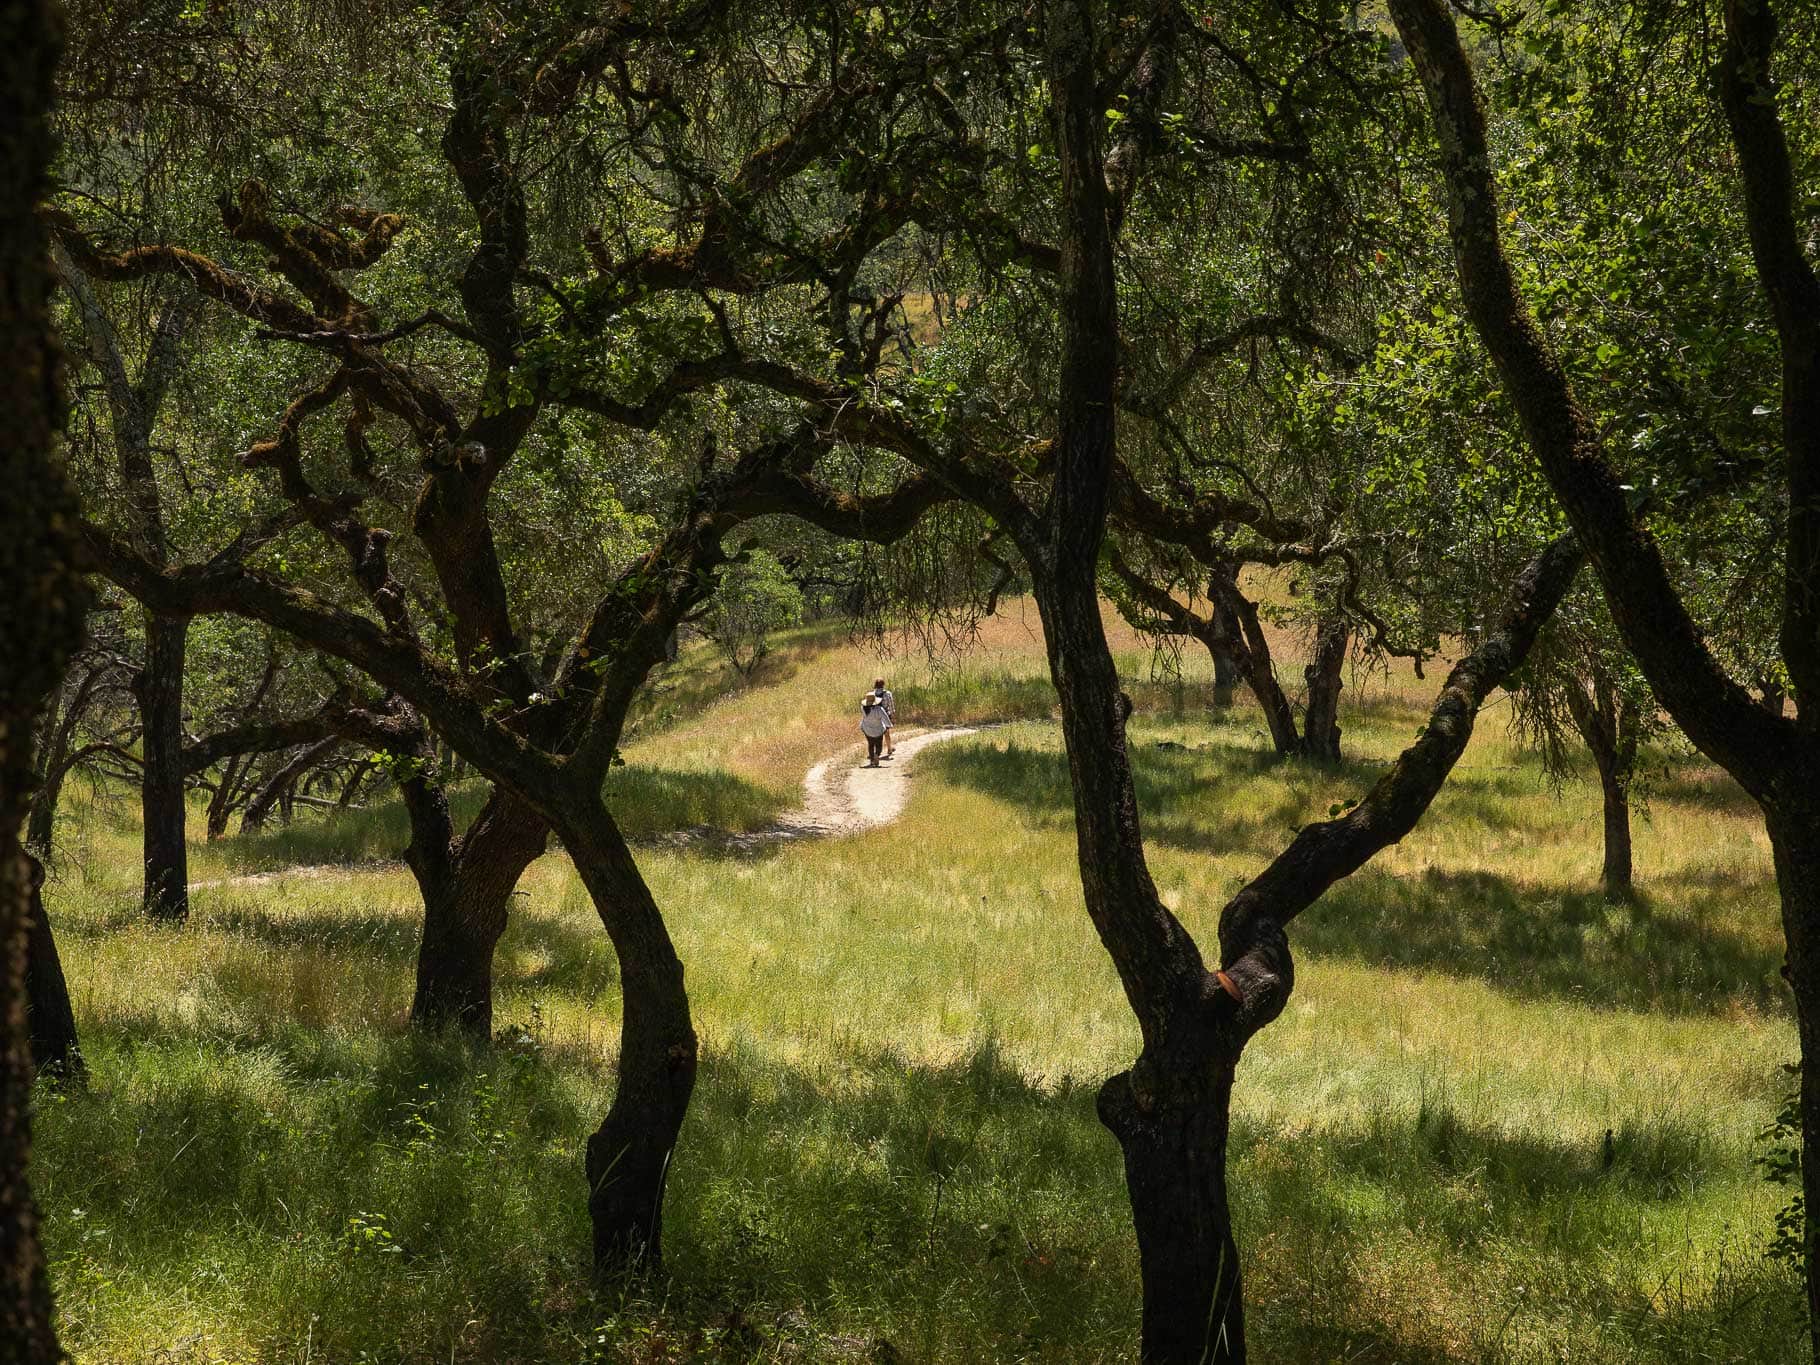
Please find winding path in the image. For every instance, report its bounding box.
[659,724,980,851]
[193,725,983,884]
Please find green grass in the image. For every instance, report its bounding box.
[32,603,1804,1362]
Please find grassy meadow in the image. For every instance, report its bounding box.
[31,599,1804,1362]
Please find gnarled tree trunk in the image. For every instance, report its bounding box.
[402,778,547,1036]
[557,797,697,1272]
[1300,613,1349,763]
[239,736,338,834]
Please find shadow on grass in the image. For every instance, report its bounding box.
[928,739,1784,1017]
[194,903,425,959]
[35,1024,1801,1364]
[1303,866,1788,1017]
[926,732,1455,854]
[212,764,783,874]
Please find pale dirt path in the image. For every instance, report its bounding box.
[659,724,982,852]
[193,726,984,883]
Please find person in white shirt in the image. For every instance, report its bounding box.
[859,693,888,766]
[873,676,896,758]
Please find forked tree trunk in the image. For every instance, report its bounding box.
[557,797,697,1272]
[205,751,248,839]
[1300,614,1348,763]
[402,780,547,1036]
[137,611,188,920]
[22,855,79,1080]
[240,736,338,834]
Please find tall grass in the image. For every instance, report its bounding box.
[33,602,1803,1362]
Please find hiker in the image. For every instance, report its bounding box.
[859,692,888,766]
[873,676,896,758]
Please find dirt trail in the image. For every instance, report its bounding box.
[657,724,981,852]
[775,725,980,836]
[192,726,983,885]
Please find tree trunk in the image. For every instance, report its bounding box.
[1100,1066,1246,1362]
[557,798,697,1273]
[402,779,547,1037]
[1765,801,1820,1340]
[0,0,83,1349]
[1564,674,1636,901]
[240,736,338,834]
[1300,614,1348,763]
[336,761,370,809]
[205,751,248,840]
[22,855,79,1081]
[23,768,61,859]
[1207,599,1239,708]
[1213,571,1300,757]
[137,610,188,920]
[1598,768,1633,902]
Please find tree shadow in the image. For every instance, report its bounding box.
[1300,867,1787,1017]
[926,739,1783,1017]
[35,1024,1799,1364]
[925,735,1538,860]
[209,763,784,874]
[191,902,425,960]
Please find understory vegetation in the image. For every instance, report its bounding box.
[36,616,1802,1362]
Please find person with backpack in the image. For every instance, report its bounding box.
[873,676,896,758]
[859,692,888,766]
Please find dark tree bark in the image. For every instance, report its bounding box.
[1209,565,1303,756]
[1300,613,1349,764]
[987,13,1589,1360]
[136,611,188,919]
[204,752,249,840]
[1209,600,1240,707]
[22,857,79,1082]
[0,0,81,1352]
[562,801,697,1270]
[1388,0,1820,1331]
[239,736,339,834]
[1560,672,1639,900]
[1021,9,1256,1357]
[379,701,548,1037]
[1597,767,1633,900]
